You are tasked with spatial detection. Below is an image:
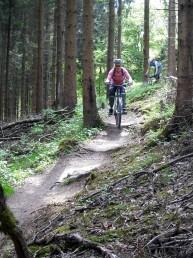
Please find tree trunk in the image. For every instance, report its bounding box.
[56,0,65,108]
[0,24,6,121]
[36,0,44,113]
[0,185,32,258]
[143,0,149,82]
[21,12,27,117]
[117,0,122,59]
[4,0,12,121]
[107,0,115,72]
[167,0,176,77]
[50,4,57,108]
[63,0,77,112]
[43,4,51,109]
[172,0,193,128]
[82,0,100,128]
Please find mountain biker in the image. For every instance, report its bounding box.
[105,59,133,115]
[145,58,162,82]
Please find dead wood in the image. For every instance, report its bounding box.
[0,184,32,258]
[0,137,21,141]
[170,189,193,205]
[1,118,42,131]
[145,227,193,249]
[0,108,73,132]
[63,171,92,185]
[151,152,193,174]
[34,232,119,258]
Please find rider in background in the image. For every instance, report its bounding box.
[145,58,162,82]
[105,59,133,115]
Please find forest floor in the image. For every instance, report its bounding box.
[6,111,142,224]
[0,110,143,257]
[2,87,193,258]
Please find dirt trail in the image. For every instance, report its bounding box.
[7,111,143,225]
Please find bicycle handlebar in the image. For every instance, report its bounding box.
[105,82,132,87]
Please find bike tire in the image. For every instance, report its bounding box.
[116,97,122,129]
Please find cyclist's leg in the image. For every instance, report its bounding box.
[109,85,116,115]
[155,66,162,82]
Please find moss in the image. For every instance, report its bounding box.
[58,138,78,153]
[53,225,71,234]
[158,168,175,186]
[30,245,51,257]
[1,207,17,234]
[141,117,162,135]
[103,203,129,218]
[88,226,138,244]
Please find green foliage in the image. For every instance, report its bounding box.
[127,83,161,103]
[131,81,175,146]
[0,161,14,196]
[1,106,100,195]
[58,138,78,153]
[122,20,143,79]
[31,124,44,135]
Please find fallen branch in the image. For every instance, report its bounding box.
[0,137,20,141]
[151,151,193,174]
[0,108,73,132]
[170,189,193,204]
[145,227,192,248]
[145,229,177,248]
[1,118,42,131]
[34,232,119,258]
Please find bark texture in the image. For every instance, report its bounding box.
[143,0,149,82]
[168,0,176,77]
[117,0,122,59]
[173,0,193,128]
[107,0,115,73]
[36,0,44,113]
[64,0,77,111]
[82,0,100,128]
[56,0,65,108]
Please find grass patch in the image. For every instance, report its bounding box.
[127,82,161,103]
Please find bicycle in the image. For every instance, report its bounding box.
[145,74,159,85]
[113,85,124,129]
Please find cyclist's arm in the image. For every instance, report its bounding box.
[123,68,133,85]
[105,69,114,84]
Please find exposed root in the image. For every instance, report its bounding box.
[32,232,119,258]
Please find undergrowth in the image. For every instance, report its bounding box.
[0,106,101,195]
[128,81,175,146]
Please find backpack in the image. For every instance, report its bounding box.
[113,68,124,77]
[150,60,155,67]
[112,68,125,84]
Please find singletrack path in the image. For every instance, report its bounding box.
[7,111,143,225]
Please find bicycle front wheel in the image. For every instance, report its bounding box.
[115,97,122,129]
